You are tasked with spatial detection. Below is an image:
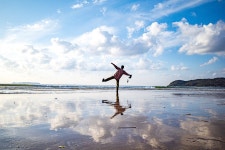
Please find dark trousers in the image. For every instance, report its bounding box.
[104,76,119,93]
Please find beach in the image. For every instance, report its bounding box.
[0,86,225,150]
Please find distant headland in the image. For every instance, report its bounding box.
[168,77,225,87]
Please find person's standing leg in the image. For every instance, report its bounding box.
[116,80,119,94]
[116,89,119,103]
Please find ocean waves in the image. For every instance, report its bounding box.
[0,84,224,94]
[0,84,156,94]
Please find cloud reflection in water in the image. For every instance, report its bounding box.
[0,90,225,149]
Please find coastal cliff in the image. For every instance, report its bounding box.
[168,77,225,87]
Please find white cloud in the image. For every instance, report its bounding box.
[127,18,225,58]
[174,19,225,55]
[72,0,105,9]
[0,19,58,73]
[71,25,149,56]
[171,63,188,71]
[71,3,84,9]
[10,19,57,33]
[135,20,144,29]
[2,19,58,43]
[134,58,164,70]
[137,22,176,57]
[93,0,107,4]
[144,0,212,21]
[200,57,218,67]
[75,26,113,48]
[0,55,19,69]
[73,26,117,55]
[100,7,107,15]
[127,27,135,38]
[50,38,78,53]
[222,68,225,74]
[131,4,140,11]
[212,72,217,77]
[146,22,167,35]
[127,20,144,38]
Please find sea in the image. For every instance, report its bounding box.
[0,84,156,94]
[1,84,224,94]
[0,84,225,149]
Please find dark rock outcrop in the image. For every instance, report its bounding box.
[168,78,225,87]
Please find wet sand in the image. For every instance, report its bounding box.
[0,89,225,150]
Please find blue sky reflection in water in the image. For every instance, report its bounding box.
[0,0,225,86]
[0,88,225,149]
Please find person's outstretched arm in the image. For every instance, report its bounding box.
[123,71,132,78]
[111,62,120,70]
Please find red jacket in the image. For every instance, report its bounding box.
[112,63,130,81]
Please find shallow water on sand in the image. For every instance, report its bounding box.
[0,89,225,150]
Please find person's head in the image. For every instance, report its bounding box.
[121,65,124,69]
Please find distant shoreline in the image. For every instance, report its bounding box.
[1,77,225,88]
[0,77,225,90]
[0,84,224,94]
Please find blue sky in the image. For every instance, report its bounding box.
[0,0,225,86]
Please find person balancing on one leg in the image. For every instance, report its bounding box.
[102,62,132,93]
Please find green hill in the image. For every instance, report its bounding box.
[168,78,225,87]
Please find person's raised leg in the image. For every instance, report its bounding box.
[102,76,114,82]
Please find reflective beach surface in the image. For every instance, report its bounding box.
[0,88,225,150]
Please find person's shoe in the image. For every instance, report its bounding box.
[102,78,105,82]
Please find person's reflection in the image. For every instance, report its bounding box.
[102,92,131,119]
